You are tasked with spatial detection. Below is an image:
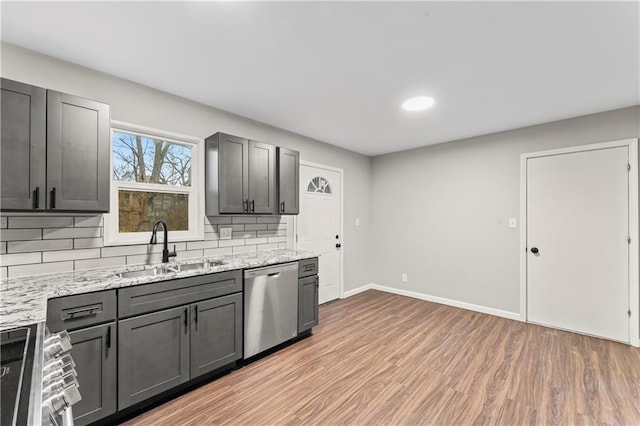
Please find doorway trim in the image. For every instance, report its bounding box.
[519,138,639,347]
[291,160,345,301]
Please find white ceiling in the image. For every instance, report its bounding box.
[1,1,638,156]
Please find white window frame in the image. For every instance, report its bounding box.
[104,121,204,246]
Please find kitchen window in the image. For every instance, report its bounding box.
[104,122,203,245]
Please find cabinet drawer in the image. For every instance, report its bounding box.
[298,257,318,278]
[47,290,116,332]
[118,270,242,318]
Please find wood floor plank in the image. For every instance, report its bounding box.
[123,290,640,425]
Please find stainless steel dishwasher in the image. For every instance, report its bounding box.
[244,262,299,358]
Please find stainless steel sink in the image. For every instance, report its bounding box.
[118,265,178,279]
[178,260,226,272]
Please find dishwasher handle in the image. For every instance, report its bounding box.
[267,272,280,278]
[244,262,298,279]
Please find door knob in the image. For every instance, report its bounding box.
[530,247,539,254]
[336,243,342,249]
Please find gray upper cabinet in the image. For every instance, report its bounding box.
[68,322,117,426]
[277,147,300,215]
[190,293,243,379]
[248,140,276,214]
[118,306,190,409]
[0,78,46,210]
[0,78,110,212]
[46,90,110,211]
[205,132,278,215]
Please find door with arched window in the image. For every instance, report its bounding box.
[297,163,343,304]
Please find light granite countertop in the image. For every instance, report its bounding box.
[0,249,317,331]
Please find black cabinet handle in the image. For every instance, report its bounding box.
[194,305,198,324]
[251,200,255,213]
[50,187,56,209]
[531,247,539,254]
[243,200,249,213]
[33,187,40,209]
[281,201,285,213]
[184,307,188,329]
[106,325,111,349]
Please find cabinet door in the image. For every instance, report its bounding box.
[218,133,249,213]
[190,293,243,379]
[68,323,116,426]
[46,90,110,211]
[298,275,319,333]
[277,147,299,214]
[118,306,189,409]
[0,79,46,210]
[248,140,276,214]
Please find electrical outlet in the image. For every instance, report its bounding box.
[220,227,232,240]
[355,217,360,226]
[401,273,408,283]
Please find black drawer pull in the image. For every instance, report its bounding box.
[106,325,111,349]
[304,265,315,272]
[63,304,101,320]
[184,307,188,329]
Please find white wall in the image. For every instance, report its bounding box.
[371,106,640,315]
[0,43,373,289]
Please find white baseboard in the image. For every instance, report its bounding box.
[343,283,520,321]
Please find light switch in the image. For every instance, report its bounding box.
[220,227,232,240]
[508,218,517,229]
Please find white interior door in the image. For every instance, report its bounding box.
[297,163,342,304]
[526,146,629,342]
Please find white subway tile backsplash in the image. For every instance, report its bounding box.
[73,238,104,249]
[9,261,74,278]
[0,252,41,266]
[203,247,233,257]
[206,216,232,224]
[75,256,126,271]
[126,252,163,265]
[186,240,219,250]
[43,227,100,240]
[244,224,268,231]
[218,239,245,248]
[232,216,257,224]
[102,245,146,258]
[177,250,205,260]
[0,229,42,242]
[233,231,257,239]
[257,243,280,251]
[1,267,7,280]
[0,214,287,276]
[257,216,282,224]
[43,248,100,263]
[267,236,287,244]
[8,239,73,253]
[9,216,74,229]
[246,237,268,245]
[232,245,257,254]
[74,215,103,227]
[277,242,288,249]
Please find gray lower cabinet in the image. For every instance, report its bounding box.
[117,306,190,409]
[298,275,319,333]
[0,78,110,212]
[68,322,116,426]
[190,293,243,378]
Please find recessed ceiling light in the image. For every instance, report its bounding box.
[402,96,435,112]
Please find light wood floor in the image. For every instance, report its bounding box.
[124,290,640,425]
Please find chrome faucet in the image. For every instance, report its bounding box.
[150,220,177,263]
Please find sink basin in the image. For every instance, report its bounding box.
[118,265,178,279]
[178,260,226,272]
